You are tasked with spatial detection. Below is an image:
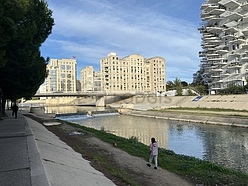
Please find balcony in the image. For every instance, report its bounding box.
[228,51,240,57]
[203,44,216,49]
[241,16,248,24]
[198,26,206,32]
[204,36,219,40]
[201,3,211,10]
[212,67,223,72]
[242,28,248,36]
[207,57,224,61]
[227,62,241,69]
[208,39,223,45]
[242,43,248,49]
[241,2,248,11]
[219,0,240,9]
[203,33,213,38]
[208,8,225,15]
[229,38,246,45]
[217,49,228,54]
[222,34,236,40]
[224,27,238,34]
[215,44,227,49]
[214,61,228,66]
[205,3,220,10]
[207,27,222,33]
[201,12,211,19]
[208,0,220,3]
[220,72,230,77]
[224,12,243,21]
[203,15,221,21]
[240,57,248,63]
[210,86,222,90]
[199,52,206,57]
[206,52,219,57]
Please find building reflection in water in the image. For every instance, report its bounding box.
[200,125,248,173]
[45,106,107,114]
[75,115,169,149]
[51,106,248,173]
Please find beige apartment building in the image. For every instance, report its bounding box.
[46,58,77,93]
[93,71,101,91]
[100,52,166,93]
[80,66,94,91]
[80,66,101,92]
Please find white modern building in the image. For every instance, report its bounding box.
[195,0,248,94]
[46,58,77,93]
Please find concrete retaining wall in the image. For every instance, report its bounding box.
[109,94,248,111]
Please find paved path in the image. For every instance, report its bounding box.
[0,110,115,186]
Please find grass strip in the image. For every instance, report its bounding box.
[67,121,248,186]
[163,107,248,113]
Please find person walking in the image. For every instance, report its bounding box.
[147,137,158,169]
[12,103,18,118]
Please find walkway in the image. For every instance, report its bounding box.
[0,110,115,186]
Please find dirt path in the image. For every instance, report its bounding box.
[86,137,193,186]
[43,121,193,186]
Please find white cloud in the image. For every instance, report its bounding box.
[42,0,202,83]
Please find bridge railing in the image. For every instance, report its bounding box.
[34,91,155,97]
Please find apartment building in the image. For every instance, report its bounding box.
[80,66,94,92]
[93,71,101,91]
[80,66,101,92]
[195,0,248,94]
[100,52,166,93]
[46,58,77,93]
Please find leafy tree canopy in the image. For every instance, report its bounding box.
[0,0,54,109]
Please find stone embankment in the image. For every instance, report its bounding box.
[107,94,248,127]
[120,109,248,128]
[109,94,248,111]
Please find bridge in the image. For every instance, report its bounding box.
[33,91,151,97]
[33,91,154,107]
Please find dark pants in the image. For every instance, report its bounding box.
[12,110,17,118]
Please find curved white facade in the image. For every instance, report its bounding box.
[196,0,248,93]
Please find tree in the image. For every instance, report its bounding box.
[219,84,245,95]
[244,76,248,93]
[0,0,54,114]
[181,81,188,87]
[166,81,174,90]
[193,85,208,95]
[174,77,183,96]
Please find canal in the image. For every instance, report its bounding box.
[49,106,248,173]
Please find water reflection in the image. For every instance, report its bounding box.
[73,115,169,149]
[50,106,248,173]
[45,106,108,114]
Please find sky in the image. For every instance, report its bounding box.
[41,0,204,83]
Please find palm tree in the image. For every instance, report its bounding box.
[174,77,183,96]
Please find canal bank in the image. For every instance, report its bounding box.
[119,109,248,128]
[21,106,248,185]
